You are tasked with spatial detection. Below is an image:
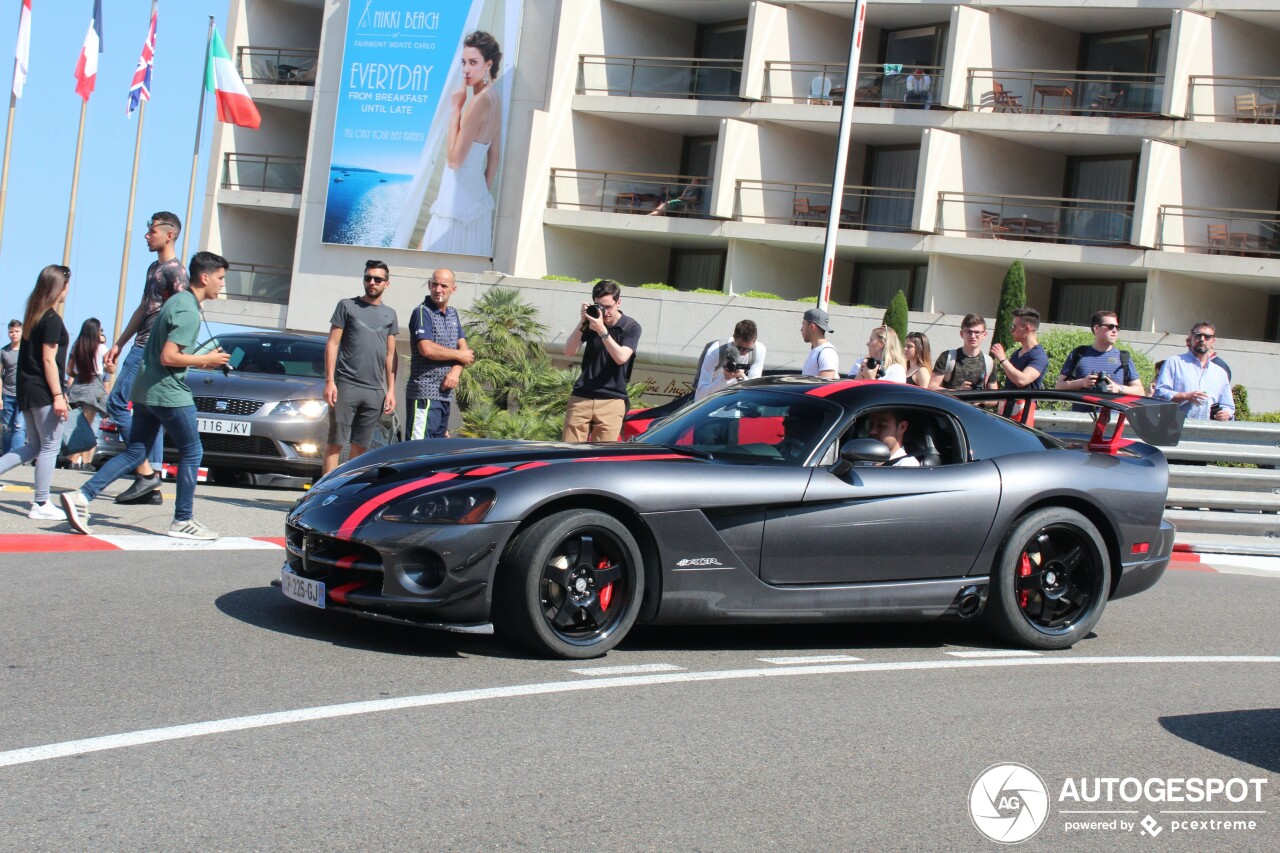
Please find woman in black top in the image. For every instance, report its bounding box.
[0,265,71,518]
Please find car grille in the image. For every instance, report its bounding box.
[285,523,384,576]
[166,433,283,458]
[194,397,264,416]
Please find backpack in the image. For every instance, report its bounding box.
[693,338,759,391]
[1065,345,1132,379]
[942,347,994,387]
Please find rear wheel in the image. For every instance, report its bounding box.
[986,508,1111,650]
[493,510,644,659]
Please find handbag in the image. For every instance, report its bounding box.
[62,409,98,454]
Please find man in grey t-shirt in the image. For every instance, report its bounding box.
[1,319,25,455]
[323,261,400,473]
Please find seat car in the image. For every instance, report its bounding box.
[94,331,394,482]
[279,377,1182,659]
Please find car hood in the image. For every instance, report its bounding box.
[187,368,323,402]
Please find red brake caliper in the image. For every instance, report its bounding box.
[1018,552,1032,609]
[597,559,613,611]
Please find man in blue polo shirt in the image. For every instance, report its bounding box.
[406,268,473,439]
[1057,310,1144,397]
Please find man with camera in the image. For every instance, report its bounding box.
[1153,321,1233,420]
[694,319,766,401]
[1056,310,1144,397]
[563,280,641,442]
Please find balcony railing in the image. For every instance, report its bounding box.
[763,61,946,109]
[222,153,306,193]
[225,264,291,303]
[576,54,742,99]
[237,47,318,85]
[936,192,1135,246]
[1157,205,1280,257]
[548,168,713,218]
[966,69,1165,117]
[735,179,915,232]
[1187,76,1280,123]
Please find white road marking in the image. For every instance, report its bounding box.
[569,663,685,676]
[945,650,1042,658]
[1,655,1277,769]
[757,655,863,665]
[92,536,283,551]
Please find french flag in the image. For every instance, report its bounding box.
[127,2,157,116]
[74,0,103,101]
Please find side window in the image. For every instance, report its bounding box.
[839,406,968,467]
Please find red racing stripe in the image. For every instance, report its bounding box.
[465,466,508,477]
[329,581,369,605]
[573,454,688,463]
[806,380,869,398]
[253,536,287,547]
[334,472,459,539]
[513,461,551,470]
[336,554,360,569]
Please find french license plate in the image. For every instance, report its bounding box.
[281,567,326,609]
[197,417,251,436]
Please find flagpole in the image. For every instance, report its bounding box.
[0,0,27,259]
[63,98,88,267]
[182,16,214,263]
[114,101,148,343]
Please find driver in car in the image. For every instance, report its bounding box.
[866,409,920,467]
[775,406,824,462]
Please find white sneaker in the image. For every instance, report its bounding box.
[28,501,64,520]
[167,519,220,541]
[60,491,93,535]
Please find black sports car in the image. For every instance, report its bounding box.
[280,377,1182,659]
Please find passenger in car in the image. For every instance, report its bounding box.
[866,409,920,467]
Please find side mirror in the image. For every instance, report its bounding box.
[833,438,890,476]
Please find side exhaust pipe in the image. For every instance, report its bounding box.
[953,584,986,619]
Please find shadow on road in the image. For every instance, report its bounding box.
[214,585,508,659]
[621,619,1000,653]
[1159,709,1280,773]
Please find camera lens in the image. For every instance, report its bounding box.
[586,304,601,318]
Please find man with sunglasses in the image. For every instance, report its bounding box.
[1154,322,1233,420]
[694,319,765,401]
[323,261,399,473]
[102,211,188,504]
[1057,310,1144,397]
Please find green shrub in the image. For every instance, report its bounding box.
[797,295,840,306]
[690,287,728,296]
[738,290,783,300]
[1247,410,1280,423]
[638,282,677,291]
[993,260,1027,354]
[883,290,909,343]
[541,274,580,282]
[1232,384,1250,420]
[1038,328,1156,392]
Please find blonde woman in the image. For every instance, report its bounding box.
[854,325,907,383]
[904,331,933,387]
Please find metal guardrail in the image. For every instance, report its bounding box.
[237,47,318,85]
[936,191,1135,246]
[1187,75,1280,122]
[577,54,742,99]
[222,153,306,193]
[763,61,946,109]
[734,179,915,231]
[965,68,1165,116]
[226,264,291,304]
[548,168,713,217]
[1156,205,1280,257]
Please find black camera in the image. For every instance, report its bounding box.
[864,357,881,370]
[1092,372,1111,392]
[723,358,743,374]
[585,304,602,319]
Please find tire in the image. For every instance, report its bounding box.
[985,507,1111,650]
[493,509,645,659]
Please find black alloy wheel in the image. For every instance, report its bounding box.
[987,507,1111,650]
[494,509,645,659]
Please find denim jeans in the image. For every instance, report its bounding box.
[1,393,24,455]
[83,403,202,521]
[105,346,164,466]
[0,404,62,504]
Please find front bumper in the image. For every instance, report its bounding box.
[282,492,519,624]
[1112,518,1175,600]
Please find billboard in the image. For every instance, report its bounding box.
[322,0,520,257]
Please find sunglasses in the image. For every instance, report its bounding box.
[1192,332,1214,340]
[363,275,388,284]
[1096,323,1120,331]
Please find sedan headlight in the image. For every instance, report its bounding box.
[379,488,496,525]
[272,399,328,419]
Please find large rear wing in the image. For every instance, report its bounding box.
[952,390,1185,450]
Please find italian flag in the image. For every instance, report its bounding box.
[205,26,260,129]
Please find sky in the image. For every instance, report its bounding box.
[0,0,229,341]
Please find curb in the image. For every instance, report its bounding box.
[1170,543,1280,576]
[0,534,285,553]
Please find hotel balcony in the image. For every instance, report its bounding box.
[1187,76,1280,124]
[547,168,713,218]
[219,153,305,215]
[734,180,915,233]
[1156,206,1280,258]
[225,263,291,304]
[964,69,1165,118]
[936,192,1135,247]
[577,54,743,100]
[762,62,947,110]
[238,46,318,109]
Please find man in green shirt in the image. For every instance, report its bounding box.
[62,252,232,540]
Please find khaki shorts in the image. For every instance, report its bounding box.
[563,396,626,442]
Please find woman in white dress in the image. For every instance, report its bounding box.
[422,31,503,256]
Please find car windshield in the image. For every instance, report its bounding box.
[194,335,326,378]
[636,388,844,465]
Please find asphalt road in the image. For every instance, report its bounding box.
[2,468,1279,850]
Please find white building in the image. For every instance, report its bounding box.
[203,0,1280,407]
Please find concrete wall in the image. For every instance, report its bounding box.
[743,1,787,101]
[542,228,671,285]
[1134,140,1181,249]
[925,254,1053,319]
[235,0,323,48]
[1146,270,1270,342]
[725,239,850,302]
[1152,144,1280,252]
[1167,10,1212,118]
[1197,13,1280,121]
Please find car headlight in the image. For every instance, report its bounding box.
[272,399,328,418]
[379,488,496,525]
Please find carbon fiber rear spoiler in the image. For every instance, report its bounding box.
[952,390,1185,449]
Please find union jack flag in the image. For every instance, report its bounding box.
[127,2,157,116]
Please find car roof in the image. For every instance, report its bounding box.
[216,330,326,344]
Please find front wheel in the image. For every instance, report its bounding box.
[493,510,645,659]
[986,508,1111,650]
